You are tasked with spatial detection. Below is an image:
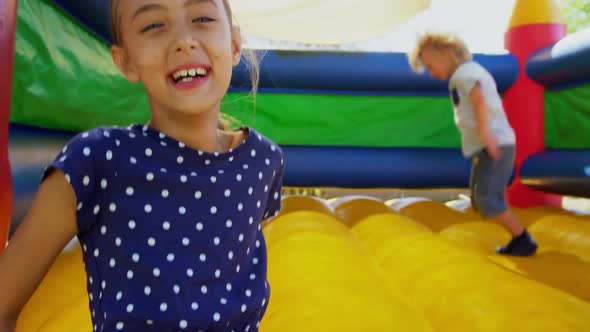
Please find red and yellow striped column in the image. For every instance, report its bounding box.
[503,0,566,207]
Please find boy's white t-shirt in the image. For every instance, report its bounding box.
[448,61,516,157]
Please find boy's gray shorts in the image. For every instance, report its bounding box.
[469,145,515,218]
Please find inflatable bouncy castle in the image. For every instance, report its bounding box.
[1,0,590,331]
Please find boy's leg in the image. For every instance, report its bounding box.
[472,146,537,256]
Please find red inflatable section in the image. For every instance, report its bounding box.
[503,23,565,207]
[0,0,18,252]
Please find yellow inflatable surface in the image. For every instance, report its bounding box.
[16,197,590,331]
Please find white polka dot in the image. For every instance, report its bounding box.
[265,158,270,165]
[159,133,165,139]
[109,258,116,267]
[128,220,136,229]
[199,253,206,262]
[115,237,122,247]
[248,187,253,195]
[174,285,180,294]
[179,206,186,214]
[229,156,234,162]
[101,179,108,189]
[210,206,217,214]
[258,172,263,180]
[256,240,261,248]
[249,217,254,225]
[160,303,167,312]
[146,319,154,325]
[167,253,175,262]
[262,298,266,306]
[226,283,232,291]
[132,253,140,262]
[145,204,152,213]
[195,191,202,199]
[180,175,187,183]
[64,174,71,183]
[241,304,247,313]
[116,322,124,330]
[83,147,91,156]
[179,142,186,148]
[251,149,256,157]
[160,168,167,173]
[215,269,221,278]
[77,202,83,211]
[126,304,134,313]
[271,145,276,151]
[126,187,134,195]
[210,176,217,183]
[236,264,241,273]
[213,237,220,245]
[257,201,261,208]
[116,139,120,146]
[93,248,100,257]
[213,313,220,321]
[182,238,190,246]
[201,285,207,294]
[228,251,234,260]
[153,268,160,277]
[177,156,184,164]
[196,222,203,231]
[130,156,137,164]
[238,203,243,211]
[250,273,256,280]
[144,286,151,295]
[253,257,259,265]
[161,189,169,198]
[127,270,134,279]
[191,302,199,310]
[274,192,279,200]
[238,234,244,242]
[226,220,233,228]
[191,172,197,176]
[116,291,122,300]
[106,150,113,160]
[243,164,249,170]
[146,172,154,181]
[145,148,152,157]
[148,237,156,246]
[245,289,252,297]
[83,176,90,186]
[264,185,269,192]
[179,320,187,329]
[187,268,194,277]
[224,189,231,197]
[220,298,227,305]
[163,221,171,230]
[100,226,107,235]
[109,203,117,212]
[236,174,242,181]
[101,281,106,290]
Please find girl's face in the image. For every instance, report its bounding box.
[420,47,454,81]
[112,0,241,117]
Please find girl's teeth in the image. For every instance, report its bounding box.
[180,70,188,76]
[197,68,207,75]
[188,69,196,76]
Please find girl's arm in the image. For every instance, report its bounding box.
[469,82,501,160]
[0,170,78,331]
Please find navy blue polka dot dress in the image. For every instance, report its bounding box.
[45,124,284,332]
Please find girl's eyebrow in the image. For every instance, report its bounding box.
[132,3,166,22]
[132,0,217,22]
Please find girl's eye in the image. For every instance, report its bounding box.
[141,22,164,33]
[192,17,215,23]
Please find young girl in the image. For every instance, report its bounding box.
[0,0,284,331]
[408,32,537,256]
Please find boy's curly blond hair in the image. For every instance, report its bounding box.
[408,32,472,73]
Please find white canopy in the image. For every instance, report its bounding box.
[230,0,431,44]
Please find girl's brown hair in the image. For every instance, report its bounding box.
[408,32,472,74]
[110,0,260,129]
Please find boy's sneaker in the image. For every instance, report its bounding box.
[496,230,538,256]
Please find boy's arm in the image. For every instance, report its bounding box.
[0,170,78,331]
[469,82,501,160]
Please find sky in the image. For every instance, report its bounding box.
[247,0,519,54]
